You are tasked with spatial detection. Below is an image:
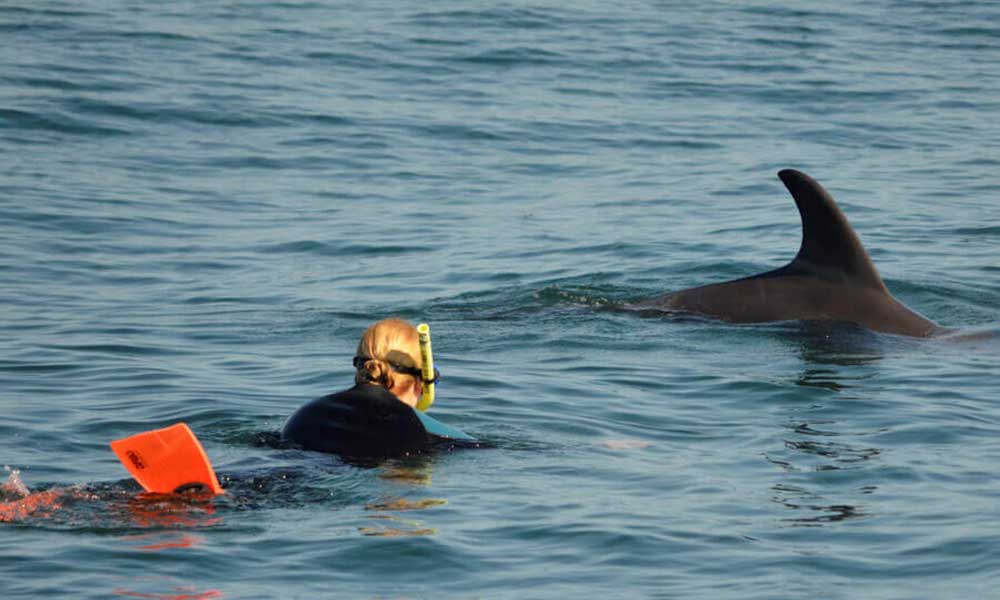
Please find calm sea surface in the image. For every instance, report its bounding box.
[2,1,999,598]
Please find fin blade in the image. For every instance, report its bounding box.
[110,423,223,495]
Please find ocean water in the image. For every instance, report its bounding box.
[2,1,1000,598]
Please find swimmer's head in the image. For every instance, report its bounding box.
[353,318,423,407]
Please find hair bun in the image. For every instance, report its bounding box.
[356,357,392,388]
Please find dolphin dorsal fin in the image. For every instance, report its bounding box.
[778,169,888,292]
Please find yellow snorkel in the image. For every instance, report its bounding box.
[416,323,435,412]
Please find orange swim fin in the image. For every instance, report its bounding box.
[111,423,223,495]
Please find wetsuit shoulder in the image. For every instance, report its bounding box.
[282,384,429,457]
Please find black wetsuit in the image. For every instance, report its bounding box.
[282,383,430,457]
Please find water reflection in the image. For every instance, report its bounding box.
[359,458,446,537]
[359,513,437,538]
[1,469,225,595]
[112,584,223,600]
[765,415,883,525]
[770,483,867,525]
[121,491,222,529]
[788,320,888,368]
[378,465,434,486]
[122,532,207,552]
[795,369,850,392]
[764,322,893,526]
[112,497,223,600]
[0,489,64,523]
[765,422,883,474]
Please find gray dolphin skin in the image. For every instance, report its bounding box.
[628,169,942,337]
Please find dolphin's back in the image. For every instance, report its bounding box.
[631,170,940,337]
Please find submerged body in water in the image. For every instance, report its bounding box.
[283,384,428,457]
[282,383,475,458]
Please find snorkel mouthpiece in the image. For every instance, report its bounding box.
[416,323,435,412]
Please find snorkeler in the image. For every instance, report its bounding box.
[1,319,471,524]
[282,318,472,458]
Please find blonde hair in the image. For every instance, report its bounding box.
[353,318,421,391]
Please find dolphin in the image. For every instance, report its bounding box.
[626,169,942,337]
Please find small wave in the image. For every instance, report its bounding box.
[412,123,511,142]
[452,47,568,68]
[954,226,1000,236]
[42,343,194,358]
[5,75,120,93]
[256,240,413,257]
[0,108,131,137]
[0,361,85,375]
[936,26,1000,39]
[0,6,102,18]
[411,7,560,31]
[66,97,285,129]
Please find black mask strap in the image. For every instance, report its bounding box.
[353,356,439,384]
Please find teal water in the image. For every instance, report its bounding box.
[2,1,1000,598]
